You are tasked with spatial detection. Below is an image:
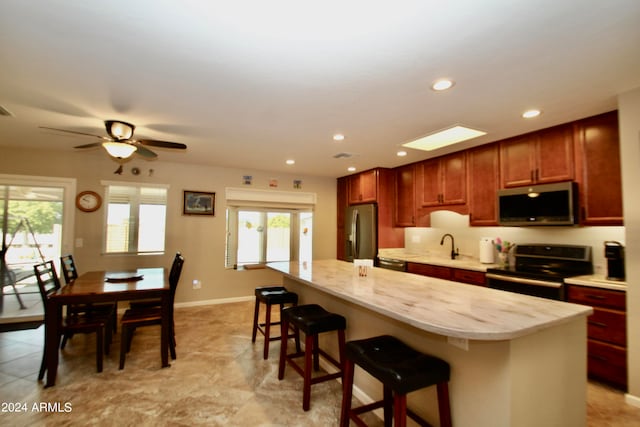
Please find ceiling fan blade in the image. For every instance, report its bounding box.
[137,139,187,150]
[74,142,103,149]
[134,145,158,158]
[39,126,108,140]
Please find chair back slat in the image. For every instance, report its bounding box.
[33,261,61,305]
[60,254,78,285]
[169,252,185,298]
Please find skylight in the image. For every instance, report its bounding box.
[402,125,486,151]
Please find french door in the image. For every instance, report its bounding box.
[1,174,75,307]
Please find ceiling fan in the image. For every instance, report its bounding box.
[40,120,187,159]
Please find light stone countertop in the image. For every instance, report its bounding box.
[380,248,627,292]
[378,248,496,271]
[268,259,593,341]
[564,275,627,291]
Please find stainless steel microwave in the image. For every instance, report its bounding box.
[497,181,578,226]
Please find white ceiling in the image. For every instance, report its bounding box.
[1,0,639,178]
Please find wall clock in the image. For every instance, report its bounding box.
[76,190,102,212]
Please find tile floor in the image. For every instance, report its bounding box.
[0,300,639,426]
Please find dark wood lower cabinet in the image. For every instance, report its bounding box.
[588,340,627,389]
[566,284,627,390]
[407,262,451,280]
[406,262,486,286]
[452,269,487,286]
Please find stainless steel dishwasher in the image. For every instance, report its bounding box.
[377,257,407,272]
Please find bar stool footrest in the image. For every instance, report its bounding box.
[349,400,433,426]
[285,349,343,384]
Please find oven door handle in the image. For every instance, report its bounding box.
[486,273,563,288]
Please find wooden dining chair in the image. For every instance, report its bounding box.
[119,253,185,369]
[127,252,183,310]
[60,254,118,333]
[34,261,111,377]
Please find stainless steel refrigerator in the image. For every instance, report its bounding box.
[345,203,377,261]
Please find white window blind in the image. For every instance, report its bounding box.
[102,181,169,255]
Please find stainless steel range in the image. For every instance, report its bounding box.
[486,244,593,300]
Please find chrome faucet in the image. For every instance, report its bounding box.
[440,233,459,260]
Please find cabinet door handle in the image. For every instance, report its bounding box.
[590,354,608,362]
[588,321,608,328]
[586,294,606,300]
[535,168,539,182]
[530,170,534,182]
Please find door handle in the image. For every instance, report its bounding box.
[351,209,359,258]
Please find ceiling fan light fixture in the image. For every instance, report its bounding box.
[102,142,137,159]
[105,120,135,140]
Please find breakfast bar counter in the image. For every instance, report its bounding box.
[268,259,593,427]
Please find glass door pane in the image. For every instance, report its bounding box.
[1,184,65,314]
[266,212,290,262]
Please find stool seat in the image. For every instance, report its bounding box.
[282,304,346,335]
[346,335,450,395]
[255,286,299,305]
[252,286,299,360]
[341,335,452,427]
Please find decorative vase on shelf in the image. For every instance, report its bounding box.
[498,252,508,266]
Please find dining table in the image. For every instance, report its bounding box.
[43,267,171,387]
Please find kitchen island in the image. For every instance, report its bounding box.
[268,259,593,427]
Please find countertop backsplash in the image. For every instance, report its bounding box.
[402,210,625,275]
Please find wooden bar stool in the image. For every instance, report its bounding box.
[340,335,452,427]
[278,304,346,411]
[251,286,299,359]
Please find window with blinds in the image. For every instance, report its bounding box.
[224,187,315,269]
[103,183,168,254]
[225,207,312,268]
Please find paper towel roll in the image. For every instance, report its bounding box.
[479,237,494,264]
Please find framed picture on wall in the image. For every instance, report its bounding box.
[183,191,215,216]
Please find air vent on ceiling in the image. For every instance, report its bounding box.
[333,152,353,159]
[0,105,13,117]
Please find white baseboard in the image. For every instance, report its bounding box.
[116,295,253,314]
[625,392,640,408]
[175,295,253,308]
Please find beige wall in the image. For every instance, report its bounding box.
[619,87,640,403]
[0,147,337,304]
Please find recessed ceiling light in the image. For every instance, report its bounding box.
[431,79,454,91]
[397,150,407,157]
[402,125,487,151]
[347,166,356,172]
[286,159,295,165]
[333,134,345,141]
[522,109,542,119]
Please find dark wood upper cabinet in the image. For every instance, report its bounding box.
[416,152,467,207]
[467,144,500,226]
[500,124,574,188]
[336,176,348,260]
[574,111,623,225]
[336,111,623,237]
[395,164,416,227]
[347,169,378,204]
[337,168,404,255]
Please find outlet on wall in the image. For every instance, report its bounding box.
[192,279,202,289]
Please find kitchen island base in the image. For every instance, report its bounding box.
[281,275,587,427]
